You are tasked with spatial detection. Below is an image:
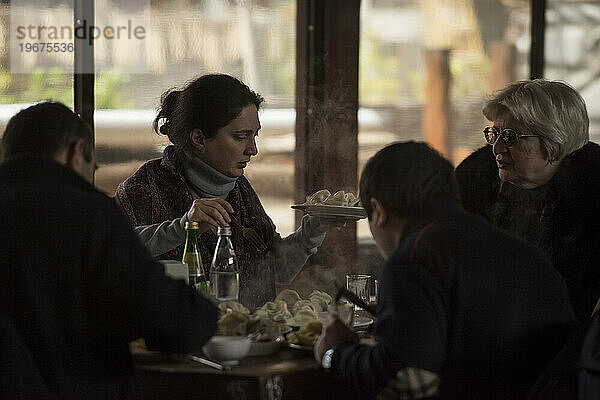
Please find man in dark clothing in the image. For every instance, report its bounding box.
[315,142,577,399]
[0,102,217,400]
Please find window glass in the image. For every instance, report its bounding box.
[358,0,531,238]
[94,0,296,234]
[0,1,74,148]
[545,0,600,142]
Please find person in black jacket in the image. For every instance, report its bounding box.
[315,142,576,399]
[455,79,600,321]
[0,102,217,400]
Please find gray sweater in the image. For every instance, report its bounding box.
[133,154,325,285]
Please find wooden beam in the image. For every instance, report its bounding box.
[295,0,360,273]
[423,49,451,158]
[489,42,516,92]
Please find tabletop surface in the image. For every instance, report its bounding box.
[134,333,376,376]
[133,337,374,400]
[134,346,321,377]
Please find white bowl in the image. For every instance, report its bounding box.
[202,336,251,365]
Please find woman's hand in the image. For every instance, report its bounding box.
[186,198,234,233]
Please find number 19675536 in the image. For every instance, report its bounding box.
[19,42,74,52]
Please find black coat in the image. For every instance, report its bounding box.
[0,156,217,400]
[333,201,576,399]
[456,143,600,321]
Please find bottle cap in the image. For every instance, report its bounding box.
[185,221,200,230]
[217,226,232,236]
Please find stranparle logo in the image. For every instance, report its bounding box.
[10,0,150,74]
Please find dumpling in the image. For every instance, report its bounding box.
[291,308,319,326]
[292,299,317,315]
[310,301,326,313]
[218,301,250,317]
[275,289,302,312]
[246,316,285,336]
[216,311,249,336]
[287,321,322,346]
[309,290,333,312]
[323,190,345,205]
[305,189,331,205]
[303,189,360,206]
[254,300,293,323]
[344,192,360,207]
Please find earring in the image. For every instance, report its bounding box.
[200,148,205,155]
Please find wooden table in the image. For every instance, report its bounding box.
[134,347,354,400]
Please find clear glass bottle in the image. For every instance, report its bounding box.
[210,226,240,302]
[182,221,209,297]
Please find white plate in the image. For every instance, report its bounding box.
[353,316,374,329]
[287,342,313,351]
[291,204,367,220]
[247,340,281,357]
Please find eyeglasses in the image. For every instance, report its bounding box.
[483,126,538,147]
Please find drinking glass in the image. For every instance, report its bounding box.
[370,279,379,303]
[346,274,372,313]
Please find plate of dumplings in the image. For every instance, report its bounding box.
[292,189,367,220]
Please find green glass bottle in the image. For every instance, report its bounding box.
[182,221,209,296]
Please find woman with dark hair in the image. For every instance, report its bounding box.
[455,79,600,320]
[115,74,326,308]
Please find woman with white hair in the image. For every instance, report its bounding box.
[456,79,600,320]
